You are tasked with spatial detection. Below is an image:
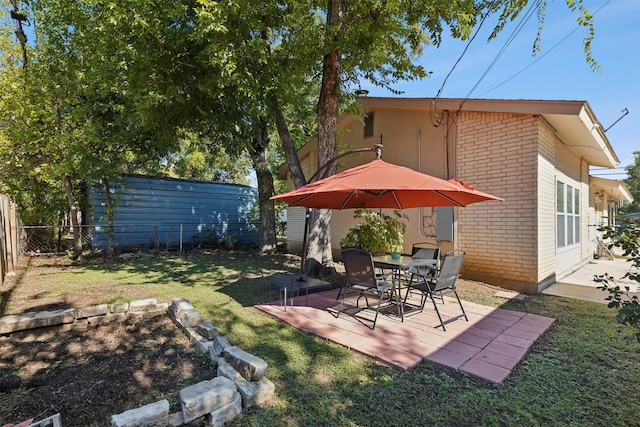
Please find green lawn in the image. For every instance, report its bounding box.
[4,249,640,426]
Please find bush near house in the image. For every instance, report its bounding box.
[340,209,407,254]
[596,219,640,342]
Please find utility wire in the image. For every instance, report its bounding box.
[442,0,539,133]
[434,15,488,100]
[461,0,539,102]
[591,166,627,171]
[479,1,610,97]
[433,1,538,126]
[431,14,489,127]
[590,172,629,176]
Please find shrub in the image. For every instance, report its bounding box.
[340,209,407,254]
[596,219,640,343]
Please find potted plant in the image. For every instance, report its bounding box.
[340,208,408,257]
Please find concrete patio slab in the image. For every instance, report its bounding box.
[254,289,555,383]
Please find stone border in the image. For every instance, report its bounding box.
[0,298,275,427]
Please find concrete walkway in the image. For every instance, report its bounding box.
[542,256,638,303]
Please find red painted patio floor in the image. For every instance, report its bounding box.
[255,289,555,383]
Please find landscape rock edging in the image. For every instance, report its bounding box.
[0,297,274,427]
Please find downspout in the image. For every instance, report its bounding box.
[443,110,451,179]
[417,129,422,238]
[417,129,421,173]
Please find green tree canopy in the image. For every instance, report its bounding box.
[623,151,640,213]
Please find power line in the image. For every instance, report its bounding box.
[431,13,489,127]
[442,0,541,134]
[479,1,610,96]
[434,15,488,100]
[590,172,628,177]
[446,0,539,124]
[463,0,539,100]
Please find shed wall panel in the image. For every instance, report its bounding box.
[91,176,259,249]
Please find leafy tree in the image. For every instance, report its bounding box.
[597,219,640,343]
[621,151,640,214]
[302,0,599,276]
[0,5,98,255]
[1,2,168,254]
[1,0,269,252]
[1,0,599,265]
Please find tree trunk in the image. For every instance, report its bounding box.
[270,95,306,189]
[63,175,83,259]
[250,118,277,253]
[305,0,346,277]
[101,177,115,256]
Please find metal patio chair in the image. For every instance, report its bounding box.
[404,249,468,331]
[338,247,399,329]
[408,241,440,281]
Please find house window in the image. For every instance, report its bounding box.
[556,180,580,249]
[364,112,374,138]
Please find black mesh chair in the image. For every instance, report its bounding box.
[404,249,468,331]
[338,247,399,329]
[408,241,441,283]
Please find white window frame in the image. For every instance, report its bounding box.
[556,179,580,250]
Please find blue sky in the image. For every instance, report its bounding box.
[363,0,639,181]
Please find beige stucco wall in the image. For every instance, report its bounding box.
[293,106,454,257]
[284,152,315,253]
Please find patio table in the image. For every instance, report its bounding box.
[372,255,438,313]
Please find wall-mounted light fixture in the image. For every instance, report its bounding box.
[594,191,603,209]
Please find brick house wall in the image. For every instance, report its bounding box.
[456,111,542,293]
[278,98,623,293]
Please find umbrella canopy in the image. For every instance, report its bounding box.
[271,159,504,209]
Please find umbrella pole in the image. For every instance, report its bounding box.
[298,144,383,273]
[300,208,310,272]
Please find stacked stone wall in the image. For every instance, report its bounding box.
[0,298,274,427]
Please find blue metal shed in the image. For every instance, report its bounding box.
[90,175,259,250]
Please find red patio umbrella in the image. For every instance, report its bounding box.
[271,159,504,209]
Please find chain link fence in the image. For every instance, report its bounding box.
[18,225,92,255]
[19,222,259,256]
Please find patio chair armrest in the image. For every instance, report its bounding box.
[375,271,394,282]
[411,270,437,282]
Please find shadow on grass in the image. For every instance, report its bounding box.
[4,250,639,426]
[1,256,33,316]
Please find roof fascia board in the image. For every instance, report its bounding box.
[590,176,633,203]
[358,97,587,115]
[356,97,620,168]
[577,103,620,164]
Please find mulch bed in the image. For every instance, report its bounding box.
[0,315,215,426]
